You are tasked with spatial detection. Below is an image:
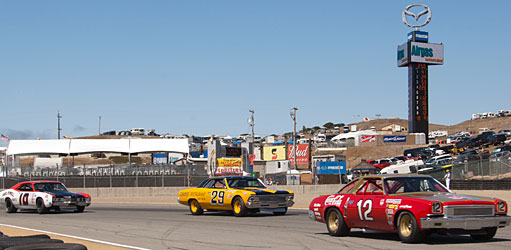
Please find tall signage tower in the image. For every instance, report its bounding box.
[398,4,444,143]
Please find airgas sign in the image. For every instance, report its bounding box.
[397,42,444,67]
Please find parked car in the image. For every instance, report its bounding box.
[366,159,391,170]
[424,154,453,167]
[497,129,511,136]
[0,181,91,214]
[308,175,511,243]
[177,176,294,216]
[487,134,507,146]
[493,145,511,153]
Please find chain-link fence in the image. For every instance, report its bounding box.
[0,163,209,189]
[451,152,511,180]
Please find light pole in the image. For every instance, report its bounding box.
[290,107,298,170]
[98,116,102,135]
[57,111,62,139]
[249,109,255,175]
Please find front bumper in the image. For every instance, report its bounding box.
[51,201,91,207]
[421,215,511,230]
[246,200,294,209]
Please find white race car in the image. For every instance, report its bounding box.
[0,181,91,214]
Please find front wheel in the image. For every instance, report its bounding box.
[471,227,497,241]
[326,208,350,236]
[273,207,288,216]
[232,197,247,217]
[189,199,203,215]
[5,198,17,213]
[75,206,85,213]
[397,211,424,243]
[36,198,49,214]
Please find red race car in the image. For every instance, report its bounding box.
[309,174,511,243]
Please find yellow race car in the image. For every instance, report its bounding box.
[177,176,294,216]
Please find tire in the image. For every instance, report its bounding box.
[189,199,203,215]
[471,227,497,241]
[0,239,63,248]
[397,211,425,243]
[75,206,85,213]
[232,197,247,217]
[325,208,350,236]
[5,243,87,250]
[36,198,49,214]
[273,207,288,216]
[5,199,17,213]
[0,235,50,241]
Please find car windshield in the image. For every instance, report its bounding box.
[33,182,68,192]
[227,178,266,189]
[384,177,448,194]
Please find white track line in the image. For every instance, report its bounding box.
[0,224,150,250]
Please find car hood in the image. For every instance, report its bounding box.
[44,190,84,198]
[237,187,292,195]
[390,192,495,203]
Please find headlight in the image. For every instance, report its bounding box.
[287,195,294,202]
[85,197,91,202]
[497,201,507,213]
[248,196,259,202]
[432,202,442,214]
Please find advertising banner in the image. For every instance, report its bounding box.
[397,42,408,67]
[409,42,444,65]
[383,136,407,143]
[215,158,242,175]
[288,144,310,165]
[263,145,286,161]
[152,153,167,164]
[316,161,346,175]
[360,135,376,143]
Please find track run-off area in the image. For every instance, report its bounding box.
[0,203,510,250]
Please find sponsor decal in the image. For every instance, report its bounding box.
[386,199,402,204]
[448,195,466,200]
[387,214,394,224]
[243,192,247,195]
[379,199,384,206]
[315,216,322,220]
[263,146,286,161]
[386,209,395,215]
[360,135,376,143]
[314,208,318,212]
[314,212,321,216]
[400,205,413,209]
[324,195,344,206]
[349,200,354,205]
[313,203,321,207]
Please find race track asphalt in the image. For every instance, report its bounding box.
[0,203,510,250]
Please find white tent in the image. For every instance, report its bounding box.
[6,139,189,156]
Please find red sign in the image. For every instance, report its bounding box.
[287,144,310,165]
[360,135,376,143]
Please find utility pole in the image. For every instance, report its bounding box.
[249,109,255,175]
[57,111,62,139]
[98,116,102,135]
[290,107,298,170]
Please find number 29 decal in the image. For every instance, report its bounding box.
[210,191,225,205]
[357,199,373,221]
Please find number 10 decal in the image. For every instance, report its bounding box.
[357,199,373,221]
[211,191,225,205]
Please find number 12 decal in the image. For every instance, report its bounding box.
[357,199,373,221]
[210,191,225,205]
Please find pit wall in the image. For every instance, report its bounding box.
[69,186,511,209]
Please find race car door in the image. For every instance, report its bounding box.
[203,178,229,210]
[15,183,36,209]
[346,179,386,229]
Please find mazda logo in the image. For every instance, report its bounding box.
[402,4,432,29]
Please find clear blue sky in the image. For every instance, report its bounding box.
[1,0,510,143]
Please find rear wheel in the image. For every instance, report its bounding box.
[36,198,49,214]
[189,199,203,215]
[5,198,17,213]
[397,211,424,243]
[232,197,247,217]
[326,208,350,236]
[471,227,497,241]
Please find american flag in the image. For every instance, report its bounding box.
[1,134,8,141]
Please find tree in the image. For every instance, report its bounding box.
[323,122,334,129]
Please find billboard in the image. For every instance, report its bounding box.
[410,42,443,65]
[215,158,242,175]
[360,135,376,143]
[263,145,286,161]
[383,136,407,143]
[288,144,310,165]
[316,161,346,175]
